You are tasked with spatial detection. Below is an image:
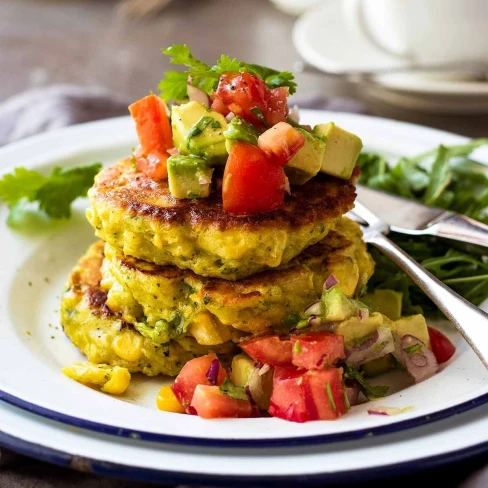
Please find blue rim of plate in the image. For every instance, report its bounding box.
[0,427,487,486]
[1,388,488,448]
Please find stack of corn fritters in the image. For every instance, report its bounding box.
[60,159,374,377]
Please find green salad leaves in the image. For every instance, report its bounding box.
[158,44,297,102]
[0,163,101,227]
[358,139,488,314]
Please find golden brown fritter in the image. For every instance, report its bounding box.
[87,158,359,280]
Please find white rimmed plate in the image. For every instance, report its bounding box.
[0,111,487,449]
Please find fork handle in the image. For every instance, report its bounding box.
[368,231,488,368]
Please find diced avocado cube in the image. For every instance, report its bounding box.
[230,354,255,388]
[362,354,394,378]
[171,101,228,164]
[223,117,261,153]
[321,286,358,322]
[167,155,213,200]
[285,128,325,185]
[390,315,430,347]
[335,312,384,345]
[361,289,403,320]
[313,122,363,180]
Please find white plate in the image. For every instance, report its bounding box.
[0,112,487,448]
[0,391,488,484]
[293,0,488,113]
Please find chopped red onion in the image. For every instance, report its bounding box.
[167,147,179,156]
[198,169,213,185]
[308,315,321,327]
[206,358,220,385]
[345,326,395,367]
[368,406,413,416]
[358,308,370,321]
[345,382,360,407]
[401,335,438,384]
[253,361,264,369]
[245,385,255,403]
[284,177,291,195]
[324,274,339,291]
[258,364,271,376]
[225,112,236,123]
[304,300,323,317]
[134,144,144,158]
[187,84,210,107]
[289,104,300,123]
[251,405,261,418]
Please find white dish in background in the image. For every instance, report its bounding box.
[0,113,487,450]
[293,0,488,113]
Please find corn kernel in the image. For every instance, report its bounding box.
[112,329,143,362]
[62,362,131,395]
[101,367,131,395]
[189,312,232,345]
[157,385,185,413]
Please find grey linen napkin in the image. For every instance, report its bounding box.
[0,85,486,488]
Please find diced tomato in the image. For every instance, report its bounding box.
[239,335,293,367]
[428,327,456,364]
[216,72,268,126]
[128,94,173,179]
[190,385,252,419]
[135,155,168,180]
[210,95,230,116]
[222,142,288,215]
[257,122,305,165]
[302,368,347,420]
[265,87,289,126]
[268,366,307,423]
[216,73,289,127]
[171,353,227,412]
[291,332,345,370]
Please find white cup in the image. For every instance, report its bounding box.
[341,0,488,66]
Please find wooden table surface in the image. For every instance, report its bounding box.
[2,0,488,137]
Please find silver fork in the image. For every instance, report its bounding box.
[350,201,488,369]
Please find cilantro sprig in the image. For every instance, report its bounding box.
[158,44,297,102]
[344,364,389,399]
[0,163,102,227]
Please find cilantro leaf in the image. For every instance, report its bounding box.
[215,54,242,74]
[0,168,46,206]
[158,71,189,102]
[37,164,101,219]
[162,44,210,72]
[0,163,102,226]
[344,365,389,399]
[159,44,297,101]
[219,378,249,401]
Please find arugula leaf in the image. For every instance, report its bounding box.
[0,163,101,226]
[344,365,389,399]
[158,44,297,101]
[358,139,488,313]
[423,145,451,205]
[219,378,249,401]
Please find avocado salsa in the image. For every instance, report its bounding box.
[61,45,456,423]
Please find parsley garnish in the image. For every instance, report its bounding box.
[219,378,248,401]
[0,163,102,227]
[325,382,336,412]
[159,44,297,102]
[403,344,423,354]
[344,364,389,399]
